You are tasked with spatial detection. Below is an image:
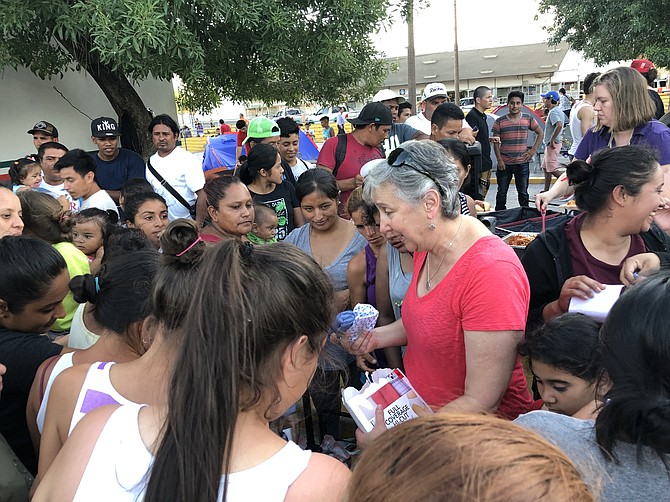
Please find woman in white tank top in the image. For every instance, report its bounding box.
[32,221,204,494]
[28,249,158,455]
[34,238,350,502]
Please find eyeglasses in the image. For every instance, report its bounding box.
[387,147,446,198]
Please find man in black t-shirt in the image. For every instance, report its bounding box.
[466,86,495,198]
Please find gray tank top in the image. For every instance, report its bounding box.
[387,243,413,320]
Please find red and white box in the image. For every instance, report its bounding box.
[341,368,432,433]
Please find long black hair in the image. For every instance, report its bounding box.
[567,145,660,214]
[144,240,334,501]
[0,236,66,313]
[238,143,279,185]
[519,313,602,383]
[597,270,670,465]
[69,249,159,353]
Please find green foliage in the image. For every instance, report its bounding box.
[0,0,392,112]
[538,0,670,67]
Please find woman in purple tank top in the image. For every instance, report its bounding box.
[346,187,399,368]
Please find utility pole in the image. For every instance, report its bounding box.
[407,0,417,110]
[453,0,460,103]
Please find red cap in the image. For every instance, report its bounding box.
[631,59,655,73]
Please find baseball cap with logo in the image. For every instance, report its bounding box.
[242,117,280,145]
[91,117,120,138]
[347,102,393,126]
[541,91,560,102]
[422,83,448,102]
[372,89,407,104]
[631,59,655,74]
[27,121,59,138]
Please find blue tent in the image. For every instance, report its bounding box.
[202,130,320,174]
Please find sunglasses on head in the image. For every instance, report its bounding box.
[387,147,446,198]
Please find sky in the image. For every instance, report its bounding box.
[372,0,554,57]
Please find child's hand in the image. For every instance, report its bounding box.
[57,195,70,212]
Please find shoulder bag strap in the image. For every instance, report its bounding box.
[146,158,193,211]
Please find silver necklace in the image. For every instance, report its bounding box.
[426,216,463,291]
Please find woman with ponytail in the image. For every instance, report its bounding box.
[517,270,670,500]
[18,190,90,332]
[32,219,208,497]
[34,238,349,501]
[27,249,159,455]
[522,145,670,329]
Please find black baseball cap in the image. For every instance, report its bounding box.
[348,102,393,126]
[91,117,120,138]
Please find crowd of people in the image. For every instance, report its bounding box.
[0,62,669,501]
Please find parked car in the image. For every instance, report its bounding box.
[273,108,302,118]
[308,105,358,123]
[460,97,475,113]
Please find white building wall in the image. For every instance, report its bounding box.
[0,67,177,162]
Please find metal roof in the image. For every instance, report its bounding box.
[383,42,570,86]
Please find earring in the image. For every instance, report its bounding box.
[142,336,152,346]
[428,221,436,231]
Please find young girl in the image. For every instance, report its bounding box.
[34,239,349,501]
[0,237,69,475]
[73,208,119,268]
[248,203,278,244]
[239,143,304,240]
[519,313,603,418]
[9,155,42,194]
[123,192,169,249]
[517,271,670,500]
[18,190,90,333]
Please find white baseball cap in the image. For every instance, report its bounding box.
[422,82,448,101]
[372,89,407,104]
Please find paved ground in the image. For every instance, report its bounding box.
[484,154,567,210]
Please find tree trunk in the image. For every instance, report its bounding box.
[453,0,460,102]
[407,0,416,110]
[57,37,155,160]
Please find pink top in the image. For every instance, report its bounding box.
[402,235,533,419]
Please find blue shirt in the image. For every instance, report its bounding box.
[92,148,146,190]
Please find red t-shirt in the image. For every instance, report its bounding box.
[402,235,533,419]
[236,130,247,147]
[317,133,384,213]
[220,123,231,134]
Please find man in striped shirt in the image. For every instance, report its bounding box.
[492,91,544,210]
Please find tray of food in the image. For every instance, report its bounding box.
[558,199,579,211]
[502,232,538,249]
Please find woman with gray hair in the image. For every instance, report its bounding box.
[351,140,533,422]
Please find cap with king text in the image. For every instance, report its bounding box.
[91,117,120,138]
